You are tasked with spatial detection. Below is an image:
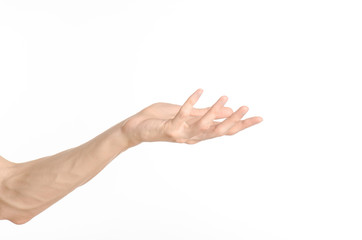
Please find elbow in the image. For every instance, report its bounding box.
[9,216,33,225]
[0,207,35,225]
[0,203,35,225]
[0,158,34,225]
[0,210,34,225]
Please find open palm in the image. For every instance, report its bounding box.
[121,89,263,147]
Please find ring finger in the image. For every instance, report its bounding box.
[213,106,249,136]
[195,96,228,129]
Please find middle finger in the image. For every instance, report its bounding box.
[196,96,228,128]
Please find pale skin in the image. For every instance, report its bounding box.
[0,89,263,225]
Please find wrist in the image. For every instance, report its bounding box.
[118,118,142,148]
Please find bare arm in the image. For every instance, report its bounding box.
[0,121,131,224]
[0,89,263,225]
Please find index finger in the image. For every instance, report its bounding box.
[172,88,203,125]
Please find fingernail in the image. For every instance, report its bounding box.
[241,106,248,111]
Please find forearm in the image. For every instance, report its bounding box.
[0,120,135,224]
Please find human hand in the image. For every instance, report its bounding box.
[121,89,263,147]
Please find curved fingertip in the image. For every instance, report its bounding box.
[241,106,249,111]
[221,95,228,102]
[236,106,247,113]
[197,88,203,96]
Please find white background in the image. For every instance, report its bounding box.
[0,0,361,239]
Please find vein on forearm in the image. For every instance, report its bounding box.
[0,121,129,220]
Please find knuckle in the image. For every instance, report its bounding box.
[199,125,209,131]
[178,109,188,119]
[214,127,225,136]
[226,129,238,136]
[166,129,178,140]
[232,116,241,122]
[175,138,186,143]
[165,128,186,143]
[164,123,177,139]
[197,121,209,131]
[208,111,217,118]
